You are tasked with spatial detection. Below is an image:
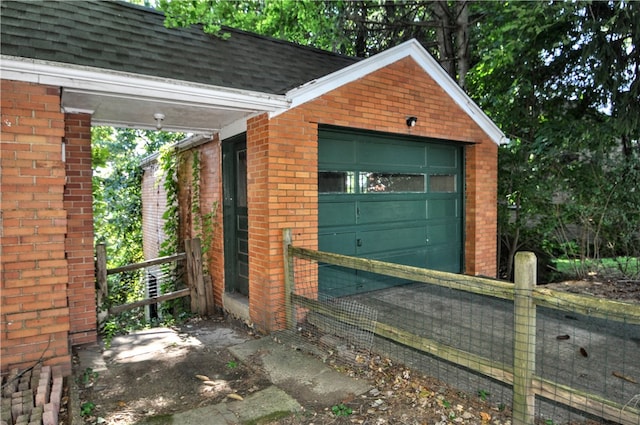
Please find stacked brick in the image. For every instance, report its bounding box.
[1,366,63,425]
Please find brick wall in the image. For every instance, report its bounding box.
[1,80,72,376]
[141,161,167,261]
[245,57,498,329]
[64,113,96,346]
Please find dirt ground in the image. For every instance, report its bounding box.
[69,279,637,425]
[71,317,268,424]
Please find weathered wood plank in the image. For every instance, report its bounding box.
[289,246,515,301]
[533,287,640,325]
[533,377,640,425]
[185,238,207,315]
[109,288,190,315]
[290,246,639,325]
[96,244,108,324]
[107,252,186,275]
[283,229,294,329]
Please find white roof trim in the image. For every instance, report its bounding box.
[282,39,507,145]
[0,56,290,112]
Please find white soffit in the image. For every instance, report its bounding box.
[283,39,508,145]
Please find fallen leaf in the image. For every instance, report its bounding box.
[227,393,243,401]
[480,411,491,422]
[612,371,637,384]
[195,374,210,381]
[117,401,127,407]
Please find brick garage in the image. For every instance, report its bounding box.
[1,1,505,375]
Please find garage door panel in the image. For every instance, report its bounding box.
[358,199,426,224]
[371,248,428,268]
[427,220,460,245]
[318,266,358,298]
[319,201,357,227]
[426,245,461,272]
[357,226,426,255]
[319,137,356,165]
[428,145,458,168]
[358,141,426,168]
[427,199,459,219]
[319,231,357,255]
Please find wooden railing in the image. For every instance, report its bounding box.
[96,238,214,320]
[284,238,640,425]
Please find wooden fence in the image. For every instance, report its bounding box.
[96,238,214,320]
[284,240,640,425]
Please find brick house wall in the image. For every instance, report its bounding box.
[63,113,96,346]
[1,80,72,375]
[244,57,498,329]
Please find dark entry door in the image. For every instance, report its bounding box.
[223,134,249,296]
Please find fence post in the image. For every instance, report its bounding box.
[185,238,207,315]
[283,228,293,330]
[513,251,537,425]
[96,243,108,322]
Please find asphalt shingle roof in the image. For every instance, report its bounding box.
[1,0,359,95]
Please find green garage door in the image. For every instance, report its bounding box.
[319,128,463,297]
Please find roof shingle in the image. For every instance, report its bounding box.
[1,0,358,95]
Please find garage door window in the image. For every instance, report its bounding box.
[318,171,356,193]
[429,174,457,193]
[319,171,426,193]
[360,172,425,193]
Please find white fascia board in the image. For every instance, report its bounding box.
[282,39,508,145]
[1,56,290,112]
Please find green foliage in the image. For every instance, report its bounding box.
[477,389,490,401]
[159,0,347,52]
[156,143,186,317]
[80,401,96,417]
[191,151,219,270]
[158,1,477,84]
[158,143,181,257]
[92,127,184,337]
[331,403,352,417]
[467,2,640,280]
[79,367,99,387]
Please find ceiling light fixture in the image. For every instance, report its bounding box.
[153,113,165,130]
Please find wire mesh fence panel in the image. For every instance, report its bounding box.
[534,302,640,424]
[285,246,640,425]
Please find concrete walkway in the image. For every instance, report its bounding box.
[72,328,370,425]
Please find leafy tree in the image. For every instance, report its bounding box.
[92,127,184,333]
[158,0,477,87]
[467,1,639,279]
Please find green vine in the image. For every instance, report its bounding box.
[158,144,180,257]
[156,144,184,317]
[190,150,218,272]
